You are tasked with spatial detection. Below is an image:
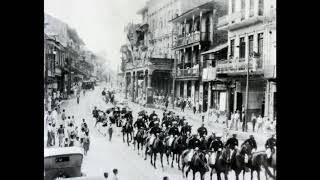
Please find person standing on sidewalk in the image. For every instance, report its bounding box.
[61,109,66,122]
[256,115,263,133]
[251,113,257,132]
[83,131,90,155]
[108,121,114,142]
[57,124,65,147]
[76,91,80,104]
[234,110,240,131]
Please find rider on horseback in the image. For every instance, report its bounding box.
[225,133,239,160]
[265,134,276,161]
[208,133,224,165]
[197,123,208,138]
[161,117,172,129]
[149,111,157,121]
[242,135,257,153]
[185,134,201,162]
[147,121,162,153]
[181,122,192,136]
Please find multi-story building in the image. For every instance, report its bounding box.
[171,0,228,112]
[215,0,276,121]
[122,0,219,106]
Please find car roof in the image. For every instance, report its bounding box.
[58,177,105,180]
[44,147,83,158]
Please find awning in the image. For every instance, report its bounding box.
[201,43,228,55]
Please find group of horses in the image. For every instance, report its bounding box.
[95,107,276,180]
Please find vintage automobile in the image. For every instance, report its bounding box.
[44,147,85,180]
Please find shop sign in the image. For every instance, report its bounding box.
[212,84,226,90]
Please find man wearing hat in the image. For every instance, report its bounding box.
[208,133,224,165]
[265,134,276,159]
[181,122,192,136]
[207,132,216,150]
[149,110,157,121]
[178,116,186,127]
[197,123,208,138]
[133,115,147,138]
[148,120,162,149]
[225,133,239,160]
[186,134,201,162]
[168,122,180,137]
[242,135,257,153]
[161,116,172,129]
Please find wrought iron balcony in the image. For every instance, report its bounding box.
[176,68,200,78]
[172,31,209,49]
[216,57,263,74]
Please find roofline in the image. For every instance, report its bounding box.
[169,1,215,23]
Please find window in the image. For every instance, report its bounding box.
[259,0,264,15]
[239,37,245,59]
[249,35,254,57]
[258,33,264,56]
[241,0,245,20]
[250,0,254,17]
[232,0,235,13]
[230,39,235,57]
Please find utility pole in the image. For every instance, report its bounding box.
[244,56,250,132]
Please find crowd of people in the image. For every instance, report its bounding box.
[45,84,91,155]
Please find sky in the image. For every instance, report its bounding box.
[44,0,148,71]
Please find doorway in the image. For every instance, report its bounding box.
[236,92,243,112]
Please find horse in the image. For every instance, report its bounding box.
[184,150,210,180]
[133,128,147,155]
[231,145,250,180]
[211,148,231,180]
[248,151,276,180]
[145,132,166,169]
[122,121,133,146]
[168,134,188,169]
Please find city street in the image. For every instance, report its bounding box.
[45,82,272,180]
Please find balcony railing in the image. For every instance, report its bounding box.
[172,32,208,48]
[217,15,228,28]
[176,68,200,78]
[216,57,263,74]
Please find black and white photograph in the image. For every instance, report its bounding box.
[44,0,276,179]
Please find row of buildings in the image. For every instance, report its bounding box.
[44,13,102,105]
[120,0,276,121]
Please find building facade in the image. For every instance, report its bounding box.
[215,0,276,121]
[122,0,223,106]
[171,0,228,112]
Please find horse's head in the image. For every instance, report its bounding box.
[242,142,253,154]
[221,148,231,163]
[193,151,210,172]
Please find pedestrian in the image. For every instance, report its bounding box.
[51,108,58,125]
[111,169,119,180]
[71,115,75,125]
[57,124,65,147]
[47,123,53,147]
[256,115,263,133]
[108,122,114,142]
[51,123,56,146]
[76,92,80,104]
[251,113,257,132]
[64,138,69,147]
[83,89,86,96]
[83,132,90,155]
[61,109,66,121]
[234,110,240,131]
[74,136,82,148]
[104,172,109,179]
